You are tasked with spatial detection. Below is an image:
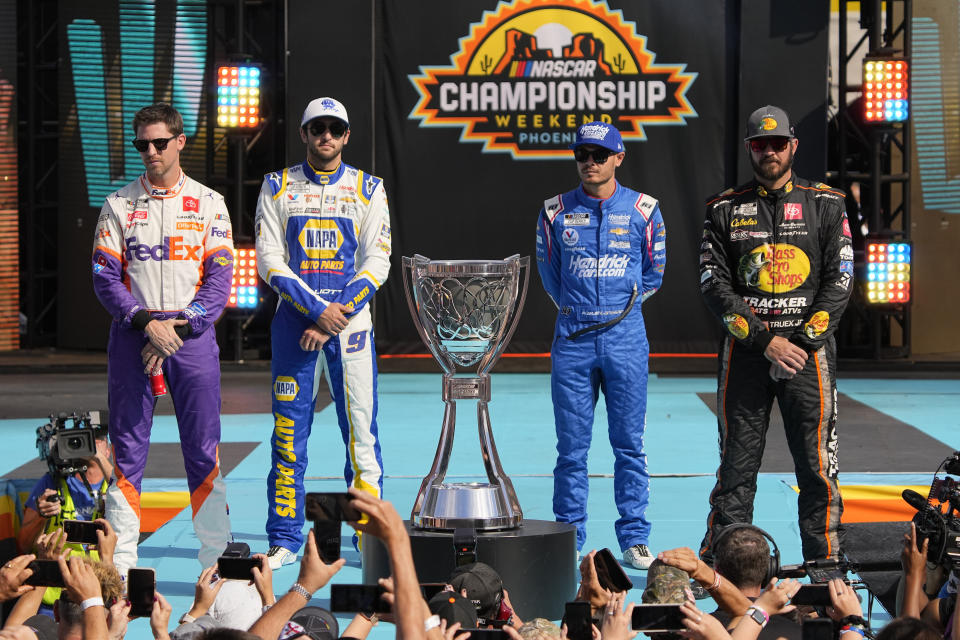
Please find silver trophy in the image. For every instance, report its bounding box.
[402,254,530,530]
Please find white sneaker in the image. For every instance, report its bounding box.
[623,544,654,570]
[266,545,297,569]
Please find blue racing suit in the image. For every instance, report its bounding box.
[255,160,392,552]
[535,182,666,551]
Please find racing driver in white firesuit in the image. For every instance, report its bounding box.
[255,97,392,568]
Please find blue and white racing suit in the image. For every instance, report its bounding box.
[535,182,666,552]
[255,160,392,552]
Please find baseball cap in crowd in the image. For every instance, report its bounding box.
[278,605,339,640]
[640,560,690,604]
[301,97,349,128]
[449,562,503,620]
[568,121,624,153]
[744,105,795,140]
[429,590,479,628]
[207,580,263,630]
[21,615,57,640]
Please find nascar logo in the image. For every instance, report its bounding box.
[408,0,697,159]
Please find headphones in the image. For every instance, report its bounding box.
[711,523,780,586]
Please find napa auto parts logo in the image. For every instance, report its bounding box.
[408,0,697,159]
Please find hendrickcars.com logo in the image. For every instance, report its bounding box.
[408,0,698,159]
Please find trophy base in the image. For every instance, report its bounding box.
[362,519,576,620]
[413,482,521,531]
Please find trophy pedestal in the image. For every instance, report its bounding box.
[362,519,576,620]
[415,482,521,530]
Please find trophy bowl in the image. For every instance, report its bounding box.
[402,255,529,530]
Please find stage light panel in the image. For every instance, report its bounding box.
[866,241,911,303]
[228,247,261,310]
[863,59,909,123]
[217,65,262,128]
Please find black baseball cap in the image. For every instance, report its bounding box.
[744,105,795,140]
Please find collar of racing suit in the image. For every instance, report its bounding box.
[575,180,620,207]
[301,159,346,186]
[754,174,795,199]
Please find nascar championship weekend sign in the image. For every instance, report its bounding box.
[409,0,698,158]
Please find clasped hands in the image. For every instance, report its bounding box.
[299,303,351,351]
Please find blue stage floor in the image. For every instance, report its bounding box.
[2,373,958,636]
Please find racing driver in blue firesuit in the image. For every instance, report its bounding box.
[255,97,392,568]
[536,121,666,570]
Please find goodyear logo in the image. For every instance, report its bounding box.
[739,243,810,293]
[274,376,299,402]
[298,219,342,259]
[408,0,697,159]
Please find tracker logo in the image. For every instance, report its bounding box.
[408,0,697,159]
[66,1,208,206]
[569,253,629,278]
[298,219,342,259]
[125,236,202,262]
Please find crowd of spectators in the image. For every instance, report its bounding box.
[3,478,957,640]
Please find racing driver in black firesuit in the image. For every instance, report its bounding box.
[697,105,854,563]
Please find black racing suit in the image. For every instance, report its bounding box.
[697,175,853,561]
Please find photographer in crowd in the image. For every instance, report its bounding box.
[18,423,113,556]
[17,417,116,617]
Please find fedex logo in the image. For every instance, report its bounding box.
[211,227,232,239]
[125,236,202,262]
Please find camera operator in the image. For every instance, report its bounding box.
[17,427,116,615]
[896,522,960,639]
[18,431,113,556]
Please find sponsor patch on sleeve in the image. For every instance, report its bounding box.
[722,313,750,340]
[183,302,207,318]
[803,311,830,339]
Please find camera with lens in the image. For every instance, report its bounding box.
[904,451,960,569]
[36,411,108,477]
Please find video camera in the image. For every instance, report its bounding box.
[779,557,855,583]
[902,451,960,569]
[36,411,108,477]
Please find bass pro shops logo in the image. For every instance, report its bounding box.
[408,0,697,159]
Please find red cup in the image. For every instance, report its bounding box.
[150,366,167,397]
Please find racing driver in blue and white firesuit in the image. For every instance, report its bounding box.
[255,97,392,569]
[536,122,666,570]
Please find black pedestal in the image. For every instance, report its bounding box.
[362,519,577,620]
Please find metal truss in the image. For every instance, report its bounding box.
[17,0,59,347]
[829,0,912,358]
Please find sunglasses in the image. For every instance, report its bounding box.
[131,135,178,153]
[748,137,790,153]
[306,121,347,138]
[574,147,613,164]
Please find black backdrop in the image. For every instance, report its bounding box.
[55,0,828,353]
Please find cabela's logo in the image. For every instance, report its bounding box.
[408,0,697,159]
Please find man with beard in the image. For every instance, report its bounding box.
[697,105,853,563]
[255,97,391,568]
